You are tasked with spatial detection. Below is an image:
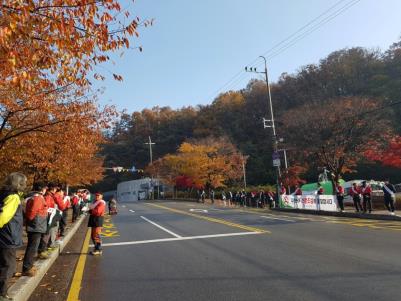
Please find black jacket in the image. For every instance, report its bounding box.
[0,191,23,249]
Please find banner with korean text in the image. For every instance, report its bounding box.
[279,194,338,212]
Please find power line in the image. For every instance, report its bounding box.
[260,0,351,59]
[264,0,362,63]
[205,0,362,102]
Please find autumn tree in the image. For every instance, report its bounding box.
[0,97,114,186]
[280,165,307,188]
[0,1,150,186]
[365,136,401,168]
[99,39,401,190]
[147,137,245,190]
[280,97,391,191]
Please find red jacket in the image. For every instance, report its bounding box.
[280,187,286,195]
[25,194,48,221]
[361,185,372,196]
[350,186,361,196]
[44,193,56,208]
[90,200,105,217]
[54,193,67,211]
[71,195,79,206]
[336,185,344,195]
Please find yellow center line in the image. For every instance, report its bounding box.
[66,229,91,301]
[146,203,270,234]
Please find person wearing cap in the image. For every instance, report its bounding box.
[335,181,345,212]
[361,181,372,213]
[350,182,362,213]
[88,192,106,255]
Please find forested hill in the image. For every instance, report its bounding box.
[96,40,401,191]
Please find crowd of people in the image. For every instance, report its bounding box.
[198,189,276,208]
[347,180,397,215]
[0,172,106,301]
[197,179,398,215]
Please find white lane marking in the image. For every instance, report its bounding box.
[140,216,182,238]
[260,215,295,222]
[189,208,206,213]
[129,209,135,213]
[99,232,262,247]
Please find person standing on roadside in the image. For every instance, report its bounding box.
[335,181,345,212]
[280,184,287,196]
[54,189,68,238]
[361,181,372,213]
[0,172,27,301]
[108,197,117,215]
[383,179,396,215]
[71,192,80,222]
[228,191,233,207]
[293,184,302,209]
[200,190,206,203]
[210,189,215,204]
[88,192,106,255]
[221,191,227,207]
[266,190,274,209]
[258,190,265,208]
[22,183,48,276]
[39,184,60,252]
[350,182,362,213]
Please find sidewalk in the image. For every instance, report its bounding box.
[7,210,87,301]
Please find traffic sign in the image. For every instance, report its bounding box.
[273,158,281,167]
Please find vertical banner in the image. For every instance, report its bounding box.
[280,194,338,212]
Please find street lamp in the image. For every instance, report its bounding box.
[246,56,280,207]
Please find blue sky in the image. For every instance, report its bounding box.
[95,0,401,112]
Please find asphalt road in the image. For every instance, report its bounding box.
[69,201,401,301]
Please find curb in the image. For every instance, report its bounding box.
[272,208,401,221]
[8,214,87,301]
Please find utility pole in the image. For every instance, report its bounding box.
[278,148,290,194]
[144,136,156,200]
[144,136,155,164]
[246,56,280,207]
[242,155,247,190]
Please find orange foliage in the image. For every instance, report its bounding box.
[280,165,307,187]
[147,137,245,189]
[0,1,146,185]
[365,136,401,168]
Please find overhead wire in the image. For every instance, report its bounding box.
[263,0,362,63]
[205,0,363,100]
